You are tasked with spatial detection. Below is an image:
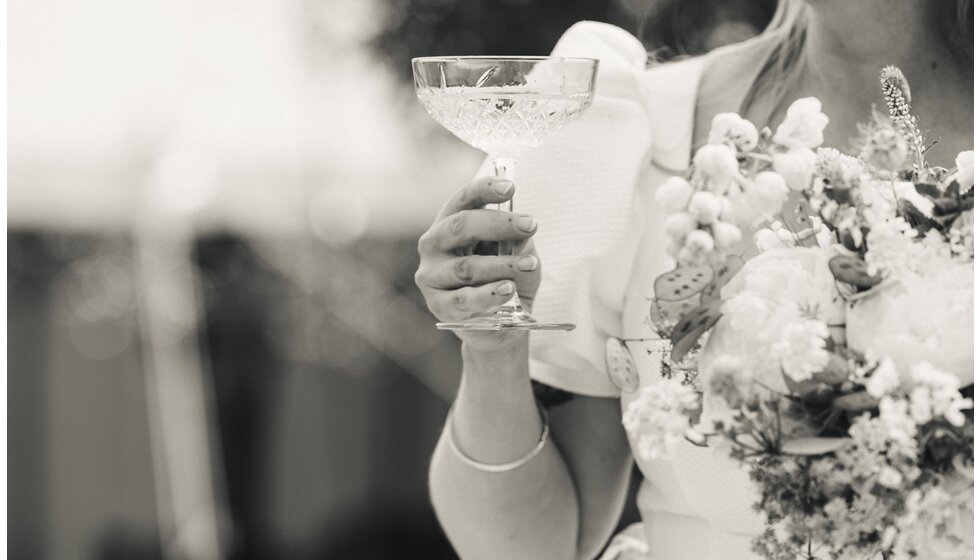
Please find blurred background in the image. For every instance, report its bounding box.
[8,0,775,558]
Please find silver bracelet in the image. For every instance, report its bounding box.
[446,399,550,473]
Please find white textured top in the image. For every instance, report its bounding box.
[517,21,704,397]
[514,20,771,559]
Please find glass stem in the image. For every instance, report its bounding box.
[492,156,525,315]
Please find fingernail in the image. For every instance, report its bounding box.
[516,255,538,271]
[516,216,536,232]
[494,181,514,195]
[497,282,514,295]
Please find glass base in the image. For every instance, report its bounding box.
[437,309,575,331]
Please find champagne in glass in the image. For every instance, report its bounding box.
[413,56,598,331]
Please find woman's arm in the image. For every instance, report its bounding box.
[416,176,634,559]
[429,340,633,560]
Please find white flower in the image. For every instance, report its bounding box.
[684,229,715,253]
[655,176,694,214]
[711,221,742,249]
[860,179,934,228]
[815,147,865,189]
[723,171,789,227]
[753,221,797,252]
[953,150,974,189]
[772,147,817,192]
[693,144,739,187]
[878,465,904,488]
[846,260,974,387]
[688,191,722,224]
[774,319,830,382]
[808,216,834,249]
[865,358,900,399]
[622,376,700,461]
[708,112,759,152]
[699,247,843,395]
[877,396,918,448]
[772,97,829,149]
[665,212,699,241]
[907,362,974,426]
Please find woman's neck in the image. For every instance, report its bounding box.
[793,0,973,160]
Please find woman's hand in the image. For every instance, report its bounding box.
[415,176,541,352]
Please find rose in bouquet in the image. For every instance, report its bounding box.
[624,66,974,559]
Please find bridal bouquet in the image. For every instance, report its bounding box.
[623,67,974,559]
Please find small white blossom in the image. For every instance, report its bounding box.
[775,319,830,382]
[664,212,699,242]
[711,221,742,249]
[953,150,974,189]
[772,97,829,149]
[877,397,918,449]
[655,176,694,214]
[688,191,723,224]
[865,358,900,399]
[772,147,817,192]
[684,229,715,254]
[878,465,904,488]
[693,144,739,187]
[907,362,973,426]
[724,171,789,227]
[623,376,701,461]
[708,112,759,152]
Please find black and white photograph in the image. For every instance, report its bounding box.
[6,0,976,559]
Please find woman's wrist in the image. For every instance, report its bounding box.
[461,336,530,386]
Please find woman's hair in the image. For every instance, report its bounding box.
[761,0,973,67]
[743,0,973,119]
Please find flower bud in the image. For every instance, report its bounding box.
[665,212,699,241]
[684,229,716,253]
[772,97,829,149]
[693,144,739,187]
[708,113,759,152]
[655,176,694,214]
[687,191,722,224]
[772,148,817,192]
[712,221,743,249]
[954,150,974,189]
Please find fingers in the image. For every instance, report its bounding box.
[437,176,514,219]
[425,281,519,321]
[420,254,539,290]
[419,209,537,254]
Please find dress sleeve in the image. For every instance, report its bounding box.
[511,21,655,397]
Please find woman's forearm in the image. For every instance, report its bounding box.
[429,340,581,560]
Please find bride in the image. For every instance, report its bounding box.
[414,0,974,558]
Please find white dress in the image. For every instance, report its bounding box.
[516,21,775,560]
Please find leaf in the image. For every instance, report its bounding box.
[932,198,962,217]
[833,391,878,411]
[700,256,744,304]
[899,199,942,235]
[914,182,943,199]
[670,301,723,363]
[947,180,961,199]
[654,266,714,302]
[780,437,849,456]
[649,295,701,326]
[828,255,882,289]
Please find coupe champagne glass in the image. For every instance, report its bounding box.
[413,56,599,331]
